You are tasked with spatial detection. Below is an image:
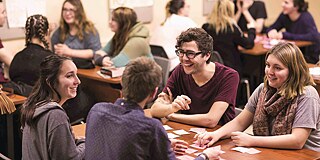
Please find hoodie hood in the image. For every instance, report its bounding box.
[128,22,149,39]
[33,101,63,119]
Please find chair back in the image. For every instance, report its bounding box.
[153,56,170,90]
[210,51,224,64]
[150,45,168,58]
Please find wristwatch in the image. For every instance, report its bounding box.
[198,152,209,160]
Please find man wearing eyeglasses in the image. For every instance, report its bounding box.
[151,28,239,128]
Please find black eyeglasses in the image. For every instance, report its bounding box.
[175,49,202,59]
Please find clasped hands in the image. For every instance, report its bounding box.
[194,131,255,148]
[54,44,73,57]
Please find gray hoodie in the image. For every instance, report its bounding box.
[22,102,85,160]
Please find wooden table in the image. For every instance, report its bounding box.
[77,66,122,103]
[72,120,320,160]
[241,40,313,56]
[5,93,27,159]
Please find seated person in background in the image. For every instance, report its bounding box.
[51,0,101,69]
[234,0,267,33]
[94,7,153,68]
[5,15,52,96]
[151,28,239,128]
[21,55,85,159]
[0,1,13,83]
[196,42,320,152]
[150,0,197,71]
[266,0,320,64]
[202,0,255,76]
[85,57,220,160]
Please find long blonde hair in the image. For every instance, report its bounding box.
[207,0,236,34]
[264,42,315,99]
[58,0,97,42]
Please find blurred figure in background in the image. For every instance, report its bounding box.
[51,0,101,69]
[94,7,152,68]
[150,0,197,71]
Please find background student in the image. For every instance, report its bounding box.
[5,15,52,96]
[196,42,320,152]
[202,0,255,76]
[150,0,197,71]
[267,0,320,64]
[94,7,152,68]
[234,0,267,33]
[21,54,85,159]
[51,0,101,69]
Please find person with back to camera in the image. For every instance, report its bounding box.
[150,0,197,71]
[21,54,84,159]
[51,0,101,69]
[151,28,239,128]
[234,0,267,33]
[267,0,320,64]
[85,57,222,160]
[5,15,52,96]
[195,42,320,152]
[94,7,153,68]
[202,0,255,76]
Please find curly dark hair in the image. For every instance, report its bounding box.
[175,28,213,63]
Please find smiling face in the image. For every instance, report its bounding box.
[178,41,210,75]
[265,54,289,89]
[282,0,298,15]
[62,2,76,25]
[55,60,80,104]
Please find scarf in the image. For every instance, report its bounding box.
[253,87,298,136]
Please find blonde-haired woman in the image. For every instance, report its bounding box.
[196,42,320,152]
[202,0,255,75]
[51,0,101,69]
[94,7,152,68]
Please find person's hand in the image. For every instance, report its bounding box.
[267,29,280,39]
[171,95,191,112]
[247,21,255,29]
[54,44,73,57]
[194,131,220,147]
[202,147,224,160]
[170,139,189,155]
[102,56,114,67]
[230,131,254,147]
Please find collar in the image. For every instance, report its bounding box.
[114,98,143,112]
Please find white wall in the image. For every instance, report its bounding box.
[2,0,320,54]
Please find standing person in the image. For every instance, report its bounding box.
[202,0,255,75]
[6,15,52,96]
[51,0,101,69]
[150,28,239,128]
[85,57,221,160]
[267,0,320,64]
[196,42,320,152]
[21,54,85,159]
[94,7,152,68]
[150,0,197,71]
[234,0,267,33]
